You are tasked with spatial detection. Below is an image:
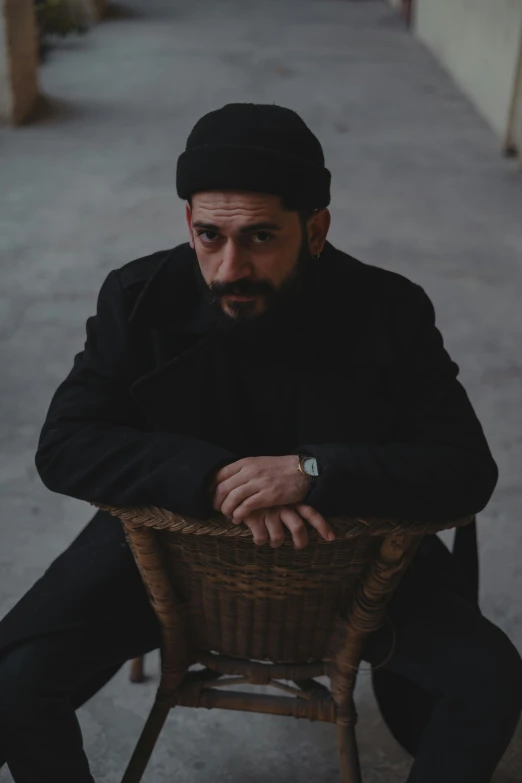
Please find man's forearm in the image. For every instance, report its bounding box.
[36,418,238,518]
[293,441,498,520]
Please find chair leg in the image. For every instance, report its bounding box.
[337,721,362,783]
[121,698,170,783]
[130,656,145,683]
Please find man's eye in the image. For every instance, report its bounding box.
[252,232,273,244]
[197,230,219,242]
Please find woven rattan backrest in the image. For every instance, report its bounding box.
[94,505,475,667]
[156,526,381,661]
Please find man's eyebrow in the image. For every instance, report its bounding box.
[193,221,220,232]
[239,222,282,234]
[192,221,282,233]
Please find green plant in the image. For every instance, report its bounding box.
[35,0,90,60]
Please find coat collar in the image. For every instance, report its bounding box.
[127,242,397,451]
[128,240,394,382]
[129,241,320,335]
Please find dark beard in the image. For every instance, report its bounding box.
[193,238,312,337]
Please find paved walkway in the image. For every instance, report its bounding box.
[1,1,522,780]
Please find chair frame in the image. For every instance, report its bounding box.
[94,502,474,783]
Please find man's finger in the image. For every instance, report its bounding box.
[295,504,335,541]
[221,483,260,522]
[244,517,269,546]
[215,456,260,486]
[212,472,249,509]
[264,508,285,548]
[213,459,245,485]
[280,507,308,549]
[217,484,255,518]
[230,492,266,521]
[211,470,245,511]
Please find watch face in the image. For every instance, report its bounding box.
[303,457,319,477]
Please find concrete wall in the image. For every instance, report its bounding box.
[415,0,522,145]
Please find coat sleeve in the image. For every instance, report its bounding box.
[295,284,498,520]
[35,270,238,518]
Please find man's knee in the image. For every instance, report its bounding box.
[484,622,522,708]
[446,619,522,718]
[0,641,55,731]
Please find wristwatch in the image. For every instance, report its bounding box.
[297,454,319,485]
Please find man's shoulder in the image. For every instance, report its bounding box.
[325,243,421,303]
[114,243,192,291]
[325,245,436,359]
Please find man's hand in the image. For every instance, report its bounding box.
[211,456,311,521]
[239,504,335,549]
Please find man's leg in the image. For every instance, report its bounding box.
[364,570,522,783]
[0,512,162,782]
[0,621,160,783]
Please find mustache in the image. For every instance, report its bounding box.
[208,279,276,298]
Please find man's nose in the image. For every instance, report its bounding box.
[218,241,251,282]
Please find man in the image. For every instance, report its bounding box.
[0,103,520,782]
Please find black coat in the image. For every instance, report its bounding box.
[0,241,498,754]
[34,240,498,523]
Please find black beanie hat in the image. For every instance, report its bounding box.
[176,103,331,210]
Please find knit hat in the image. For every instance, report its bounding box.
[176,103,331,210]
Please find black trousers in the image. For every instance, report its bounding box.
[0,523,521,783]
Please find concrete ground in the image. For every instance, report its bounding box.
[1,0,522,780]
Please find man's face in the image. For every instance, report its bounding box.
[186,191,309,322]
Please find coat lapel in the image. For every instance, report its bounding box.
[127,242,399,453]
[293,320,398,445]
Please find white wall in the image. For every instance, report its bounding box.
[415,0,522,145]
[508,42,522,152]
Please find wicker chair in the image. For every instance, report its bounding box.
[94,502,474,783]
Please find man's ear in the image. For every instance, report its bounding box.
[308,208,331,257]
[186,202,195,249]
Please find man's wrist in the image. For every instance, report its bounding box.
[297,453,319,484]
